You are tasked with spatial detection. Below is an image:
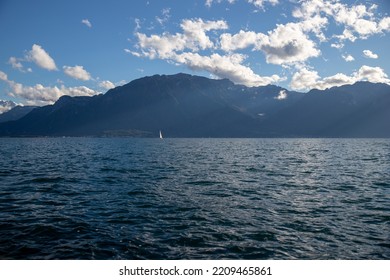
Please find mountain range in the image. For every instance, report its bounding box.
[0,73,389,137]
[0,105,37,123]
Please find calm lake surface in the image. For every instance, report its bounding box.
[0,138,389,259]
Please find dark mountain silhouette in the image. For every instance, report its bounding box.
[0,105,37,123]
[267,81,390,137]
[0,73,389,137]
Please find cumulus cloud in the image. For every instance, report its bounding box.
[221,20,323,65]
[9,83,97,105]
[363,50,378,59]
[259,22,321,65]
[355,65,389,83]
[133,18,228,59]
[131,16,324,84]
[135,32,187,59]
[290,68,321,91]
[99,80,115,90]
[26,44,57,71]
[220,30,266,52]
[342,54,354,62]
[63,65,92,81]
[132,18,282,86]
[293,0,390,46]
[379,17,390,32]
[132,8,326,78]
[0,70,98,106]
[130,1,389,89]
[221,15,326,65]
[180,18,228,50]
[81,19,92,28]
[173,52,282,86]
[131,17,283,87]
[290,65,390,91]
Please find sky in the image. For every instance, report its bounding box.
[0,0,389,111]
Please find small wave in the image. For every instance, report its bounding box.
[13,176,65,185]
[245,167,264,172]
[247,231,277,242]
[373,182,390,187]
[1,138,389,260]
[184,180,222,186]
[0,170,14,176]
[361,157,379,162]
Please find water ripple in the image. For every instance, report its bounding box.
[0,138,389,259]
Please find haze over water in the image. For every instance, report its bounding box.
[0,138,389,259]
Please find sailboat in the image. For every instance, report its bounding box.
[159,130,163,139]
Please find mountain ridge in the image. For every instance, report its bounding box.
[0,73,389,137]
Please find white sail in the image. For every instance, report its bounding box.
[159,130,163,139]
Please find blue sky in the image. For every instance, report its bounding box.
[0,0,389,109]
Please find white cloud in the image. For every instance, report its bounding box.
[9,82,98,106]
[290,68,321,91]
[321,73,356,88]
[8,57,23,71]
[248,0,279,9]
[333,3,379,37]
[0,70,8,81]
[81,19,92,28]
[293,0,389,47]
[63,65,92,81]
[363,49,378,59]
[260,22,321,65]
[379,17,390,32]
[132,15,322,81]
[290,65,390,91]
[220,15,326,65]
[8,57,33,73]
[26,44,57,71]
[299,15,328,41]
[342,54,354,62]
[130,1,390,88]
[133,18,228,59]
[135,32,187,59]
[334,29,357,45]
[355,65,390,83]
[220,30,266,52]
[275,89,287,100]
[331,42,343,49]
[130,17,284,87]
[156,8,171,26]
[173,52,282,86]
[0,100,18,114]
[0,70,98,106]
[99,80,115,90]
[180,18,228,50]
[206,0,278,9]
[205,0,235,7]
[134,18,142,33]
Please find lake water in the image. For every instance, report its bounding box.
[0,138,389,259]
